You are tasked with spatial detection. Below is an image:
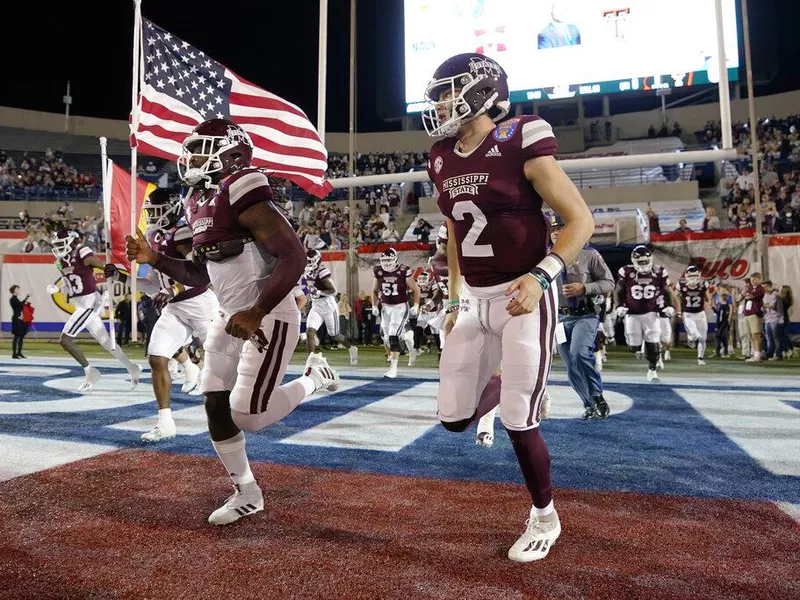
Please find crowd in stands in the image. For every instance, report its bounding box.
[16,201,104,254]
[1,149,99,200]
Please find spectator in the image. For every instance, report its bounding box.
[9,285,31,359]
[703,207,720,231]
[674,218,691,233]
[381,221,401,243]
[646,205,660,234]
[780,285,794,358]
[413,218,432,243]
[115,294,132,346]
[762,280,785,360]
[338,293,351,340]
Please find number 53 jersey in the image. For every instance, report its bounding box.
[426,115,558,288]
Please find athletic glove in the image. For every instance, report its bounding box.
[153,288,174,309]
[663,306,676,318]
[46,284,59,295]
[103,263,127,283]
[615,306,629,318]
[371,305,379,317]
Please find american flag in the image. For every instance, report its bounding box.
[132,18,332,198]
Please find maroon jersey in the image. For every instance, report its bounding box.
[677,280,709,314]
[427,115,557,288]
[743,284,765,317]
[184,167,273,247]
[148,225,207,303]
[617,265,670,315]
[374,264,412,305]
[56,246,97,299]
[429,253,450,300]
[418,279,440,312]
[305,265,334,296]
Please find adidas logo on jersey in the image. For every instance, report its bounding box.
[485,144,502,157]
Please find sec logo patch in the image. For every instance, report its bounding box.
[434,156,443,174]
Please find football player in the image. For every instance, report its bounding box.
[48,228,141,392]
[428,225,451,351]
[676,265,712,365]
[371,248,420,378]
[656,286,675,369]
[424,53,594,561]
[106,187,219,441]
[304,249,358,365]
[126,118,339,525]
[615,246,675,382]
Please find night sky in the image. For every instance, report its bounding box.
[1,0,798,132]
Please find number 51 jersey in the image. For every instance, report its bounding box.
[617,265,670,315]
[374,264,412,306]
[426,115,558,288]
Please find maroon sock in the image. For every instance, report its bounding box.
[474,374,502,421]
[505,427,553,509]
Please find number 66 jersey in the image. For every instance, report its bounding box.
[426,115,558,288]
[617,265,670,315]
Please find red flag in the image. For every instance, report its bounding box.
[108,162,156,270]
[131,18,332,199]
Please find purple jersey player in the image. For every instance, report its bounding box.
[423,52,594,562]
[48,228,140,392]
[127,118,338,527]
[677,265,712,365]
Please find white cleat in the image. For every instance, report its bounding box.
[304,353,339,392]
[540,389,552,419]
[476,432,494,447]
[141,421,177,442]
[508,511,561,563]
[180,360,201,393]
[647,369,660,383]
[656,357,665,370]
[128,363,142,390]
[78,366,102,392]
[664,350,672,362]
[697,358,706,366]
[348,346,359,366]
[208,481,264,526]
[384,358,398,379]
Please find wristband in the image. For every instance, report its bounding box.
[529,269,551,291]
[534,253,565,282]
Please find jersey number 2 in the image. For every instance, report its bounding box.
[452,201,494,258]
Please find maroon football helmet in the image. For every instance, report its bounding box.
[178,118,254,186]
[422,53,510,137]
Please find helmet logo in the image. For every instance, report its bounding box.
[434,156,443,174]
[468,57,501,78]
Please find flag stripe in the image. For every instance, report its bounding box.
[133,18,332,198]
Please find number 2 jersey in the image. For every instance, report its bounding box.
[677,280,709,313]
[426,115,558,288]
[374,264,412,305]
[617,265,670,315]
[56,246,98,299]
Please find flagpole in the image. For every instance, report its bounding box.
[347,0,358,336]
[100,138,117,350]
[130,0,142,341]
[317,0,328,144]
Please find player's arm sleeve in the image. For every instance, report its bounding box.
[583,251,614,296]
[238,199,305,316]
[152,254,211,287]
[520,117,558,161]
